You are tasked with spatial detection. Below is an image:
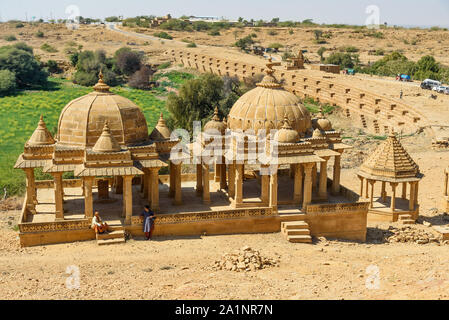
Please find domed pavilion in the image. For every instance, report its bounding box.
[15,64,369,247]
[357,131,423,223]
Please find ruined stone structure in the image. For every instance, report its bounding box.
[310,64,340,74]
[15,67,370,247]
[167,49,428,137]
[357,132,423,224]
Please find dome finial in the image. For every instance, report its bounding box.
[93,69,110,93]
[282,113,292,130]
[212,106,220,121]
[92,120,121,152]
[257,57,282,89]
[27,114,55,146]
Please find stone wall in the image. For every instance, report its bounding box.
[168,49,429,136]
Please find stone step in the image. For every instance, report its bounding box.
[399,214,413,221]
[282,221,309,230]
[96,230,125,241]
[285,228,311,236]
[287,235,313,243]
[97,238,126,246]
[402,219,416,225]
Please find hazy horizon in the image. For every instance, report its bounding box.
[1,0,449,28]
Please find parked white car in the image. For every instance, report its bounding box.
[435,85,449,94]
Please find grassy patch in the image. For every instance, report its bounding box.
[0,73,195,196]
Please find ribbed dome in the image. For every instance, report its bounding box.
[56,73,149,148]
[228,60,311,135]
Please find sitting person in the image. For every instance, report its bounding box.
[91,211,110,234]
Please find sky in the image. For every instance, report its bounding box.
[1,0,448,27]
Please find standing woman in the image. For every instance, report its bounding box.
[141,205,156,240]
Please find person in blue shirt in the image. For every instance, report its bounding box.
[141,205,156,240]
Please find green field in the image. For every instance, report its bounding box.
[0,72,195,197]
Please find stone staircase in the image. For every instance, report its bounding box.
[96,224,126,246]
[399,214,416,225]
[281,221,312,244]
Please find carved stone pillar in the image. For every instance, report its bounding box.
[445,173,448,197]
[358,176,364,198]
[123,175,133,225]
[369,180,375,209]
[150,169,160,212]
[293,164,303,205]
[312,164,317,193]
[214,163,221,183]
[381,181,387,202]
[83,177,94,219]
[24,168,37,214]
[332,151,342,195]
[390,183,398,213]
[235,164,244,206]
[402,183,407,200]
[409,181,416,211]
[143,169,149,199]
[203,164,211,204]
[261,169,270,205]
[174,164,182,205]
[228,163,235,199]
[269,166,278,211]
[147,169,152,205]
[414,182,419,205]
[52,172,64,221]
[319,157,329,200]
[303,164,313,208]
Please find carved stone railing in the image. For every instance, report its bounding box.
[305,202,369,215]
[19,219,91,233]
[132,207,274,225]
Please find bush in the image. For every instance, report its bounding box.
[35,30,44,38]
[157,62,171,70]
[325,52,357,69]
[0,70,17,95]
[15,23,24,28]
[40,43,58,53]
[0,42,48,88]
[73,71,98,86]
[268,43,284,50]
[267,30,278,36]
[235,35,255,51]
[340,46,359,53]
[4,35,17,41]
[208,30,220,36]
[154,32,173,40]
[114,47,143,76]
[46,60,61,74]
[186,42,197,48]
[128,66,153,89]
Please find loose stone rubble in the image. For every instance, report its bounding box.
[213,246,279,272]
[386,226,443,245]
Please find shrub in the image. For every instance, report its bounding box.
[235,35,255,51]
[73,71,98,86]
[4,35,17,41]
[46,60,61,74]
[0,70,17,95]
[317,47,327,61]
[157,62,171,70]
[0,42,48,88]
[15,22,24,28]
[208,30,220,36]
[340,46,359,53]
[35,30,44,38]
[186,42,197,48]
[325,52,357,69]
[40,43,58,53]
[282,52,294,61]
[267,30,278,36]
[153,32,173,40]
[268,43,284,50]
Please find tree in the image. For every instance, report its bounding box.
[0,42,47,88]
[313,30,323,40]
[0,69,16,95]
[73,49,119,86]
[325,52,356,69]
[114,47,143,76]
[128,66,153,89]
[166,73,225,133]
[317,47,327,62]
[235,35,255,51]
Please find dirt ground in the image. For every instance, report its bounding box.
[1,127,449,300]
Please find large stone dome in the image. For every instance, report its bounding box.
[56,73,149,148]
[228,61,311,135]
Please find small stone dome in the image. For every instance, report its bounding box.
[314,108,332,131]
[27,115,55,146]
[92,121,121,153]
[150,113,172,141]
[204,107,227,135]
[312,128,324,138]
[56,72,149,148]
[274,116,300,143]
[228,60,311,135]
